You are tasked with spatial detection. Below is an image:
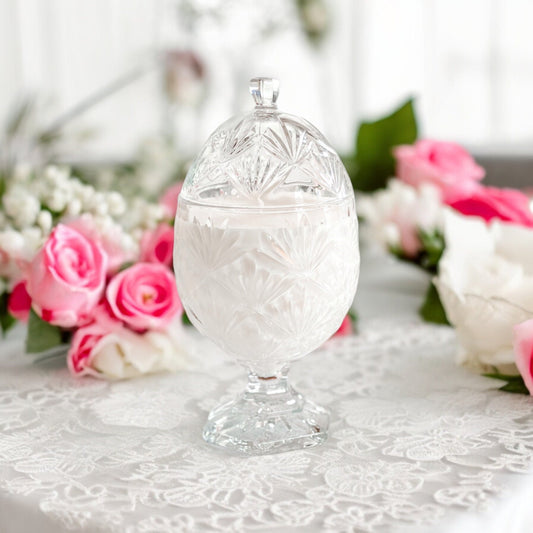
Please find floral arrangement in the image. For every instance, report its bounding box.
[0,162,190,379]
[359,138,533,394]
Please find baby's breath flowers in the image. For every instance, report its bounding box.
[0,164,169,293]
[0,162,189,380]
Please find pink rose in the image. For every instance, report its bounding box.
[67,305,121,376]
[26,225,107,327]
[67,215,132,275]
[394,140,485,202]
[160,182,183,219]
[449,186,533,227]
[7,280,31,322]
[513,319,533,395]
[140,223,174,267]
[106,263,182,331]
[333,315,353,337]
[68,321,107,376]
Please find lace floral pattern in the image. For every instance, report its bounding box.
[1,318,533,532]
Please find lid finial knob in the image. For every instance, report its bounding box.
[249,77,279,108]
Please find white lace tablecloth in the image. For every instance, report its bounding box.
[1,254,533,533]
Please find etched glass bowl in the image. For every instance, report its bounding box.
[174,77,360,454]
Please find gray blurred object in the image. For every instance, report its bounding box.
[475,154,533,188]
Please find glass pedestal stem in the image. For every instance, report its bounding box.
[203,364,330,455]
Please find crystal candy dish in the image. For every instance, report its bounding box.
[174,77,360,454]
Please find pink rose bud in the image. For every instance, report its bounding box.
[26,225,108,327]
[7,280,31,322]
[106,263,182,331]
[67,305,123,376]
[140,223,174,267]
[333,315,353,337]
[449,186,533,227]
[394,140,485,203]
[160,182,183,219]
[68,322,106,376]
[513,319,533,395]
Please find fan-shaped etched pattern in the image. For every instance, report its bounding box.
[174,196,360,371]
[181,109,352,204]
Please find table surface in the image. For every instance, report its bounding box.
[1,252,533,533]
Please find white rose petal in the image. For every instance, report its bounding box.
[91,323,189,380]
[435,210,533,372]
[92,338,128,378]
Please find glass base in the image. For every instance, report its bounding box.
[203,370,329,455]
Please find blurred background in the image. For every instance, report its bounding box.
[1,0,532,185]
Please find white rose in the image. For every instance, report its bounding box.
[90,322,189,379]
[435,210,533,373]
[358,179,443,257]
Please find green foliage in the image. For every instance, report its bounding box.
[0,174,6,201]
[0,292,16,336]
[388,229,445,276]
[417,229,445,273]
[347,308,358,333]
[419,282,450,325]
[344,98,418,192]
[118,261,135,272]
[347,308,358,325]
[389,229,448,325]
[26,309,63,353]
[182,311,192,326]
[483,372,530,395]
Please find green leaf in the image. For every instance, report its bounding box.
[26,309,63,353]
[182,311,192,326]
[483,371,530,395]
[118,261,135,272]
[0,174,6,201]
[498,381,530,394]
[483,372,524,381]
[350,98,417,192]
[0,292,16,336]
[347,307,358,333]
[419,281,450,325]
[418,229,445,272]
[1,313,15,337]
[385,228,445,276]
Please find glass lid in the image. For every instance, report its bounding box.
[180,77,353,208]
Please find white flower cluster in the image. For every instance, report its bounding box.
[358,179,444,256]
[0,164,168,288]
